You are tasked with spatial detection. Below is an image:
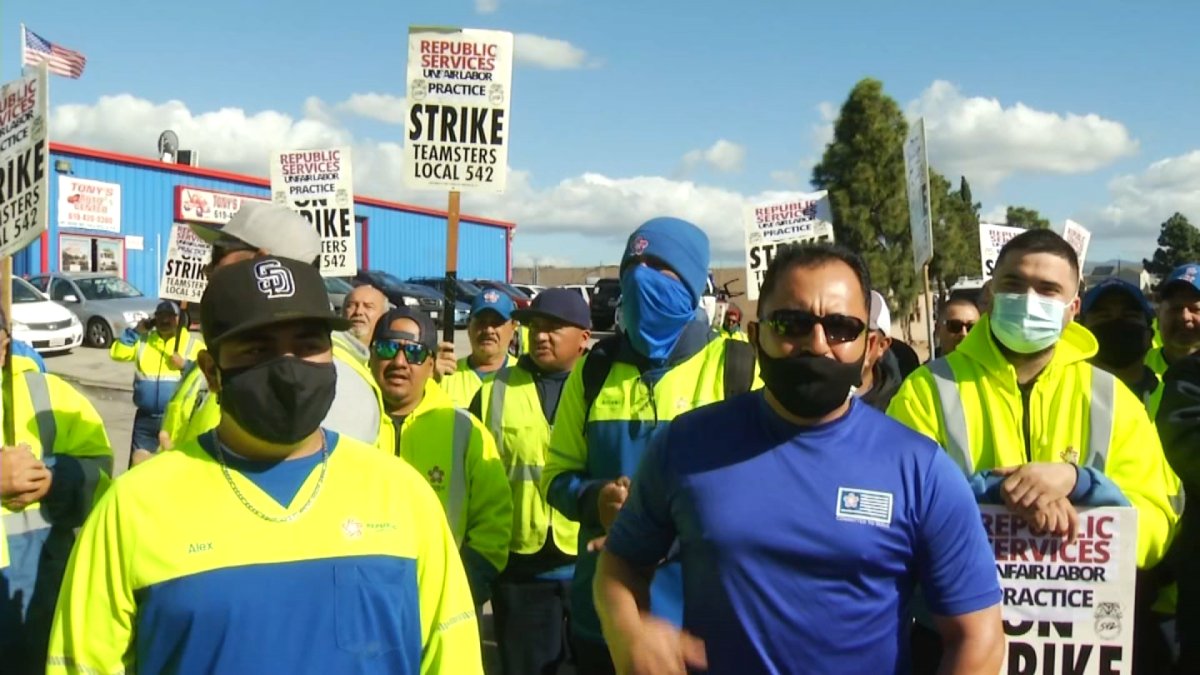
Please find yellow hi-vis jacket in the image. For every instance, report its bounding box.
[109,327,203,415]
[887,315,1178,569]
[1,371,113,570]
[439,354,517,409]
[477,362,579,557]
[379,379,512,602]
[157,341,386,451]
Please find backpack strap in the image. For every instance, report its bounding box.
[722,338,756,399]
[580,334,621,434]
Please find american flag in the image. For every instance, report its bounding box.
[22,26,87,79]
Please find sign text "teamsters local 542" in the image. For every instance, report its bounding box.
[404,27,513,193]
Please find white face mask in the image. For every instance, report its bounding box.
[990,291,1068,354]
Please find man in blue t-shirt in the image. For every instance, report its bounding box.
[596,243,1004,674]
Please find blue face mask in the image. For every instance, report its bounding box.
[620,265,695,362]
[990,291,1068,354]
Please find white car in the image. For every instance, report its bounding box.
[10,276,84,353]
[562,284,592,307]
[513,284,545,299]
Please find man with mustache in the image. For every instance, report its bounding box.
[440,291,518,408]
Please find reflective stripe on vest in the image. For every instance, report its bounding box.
[929,359,1117,475]
[3,508,50,537]
[25,371,56,456]
[134,335,194,382]
[446,409,473,546]
[927,358,974,475]
[1086,367,1116,473]
[485,370,544,482]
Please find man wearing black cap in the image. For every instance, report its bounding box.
[110,298,203,462]
[470,288,592,675]
[370,307,511,608]
[1080,278,1162,408]
[50,256,483,674]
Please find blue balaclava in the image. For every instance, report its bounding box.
[619,217,710,362]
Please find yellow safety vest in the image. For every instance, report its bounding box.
[110,328,203,414]
[439,354,517,409]
[479,364,579,556]
[888,315,1178,569]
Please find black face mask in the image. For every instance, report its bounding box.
[756,336,865,419]
[218,356,338,445]
[1090,318,1151,369]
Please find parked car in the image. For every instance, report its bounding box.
[590,278,621,330]
[406,276,485,306]
[324,276,357,314]
[561,284,593,308]
[27,272,158,347]
[348,269,448,327]
[512,284,545,299]
[10,277,84,353]
[469,279,532,309]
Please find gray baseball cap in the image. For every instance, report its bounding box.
[190,201,321,266]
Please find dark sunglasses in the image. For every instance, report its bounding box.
[764,309,865,345]
[946,319,976,335]
[372,340,432,365]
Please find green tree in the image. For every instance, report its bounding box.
[1005,205,1050,229]
[929,171,981,294]
[812,78,918,323]
[1144,212,1200,276]
[959,177,979,214]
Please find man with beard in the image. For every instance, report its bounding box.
[595,243,1003,674]
[1148,263,1200,377]
[340,284,389,362]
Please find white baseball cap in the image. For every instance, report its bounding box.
[869,290,891,336]
[190,202,321,266]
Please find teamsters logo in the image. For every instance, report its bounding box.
[254,260,295,299]
[410,79,428,101]
[1094,602,1123,639]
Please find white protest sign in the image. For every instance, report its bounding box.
[159,224,212,304]
[983,505,1136,674]
[743,193,834,301]
[905,117,933,273]
[1063,219,1092,269]
[0,62,49,258]
[979,222,1026,280]
[404,26,514,193]
[269,147,356,277]
[57,176,121,233]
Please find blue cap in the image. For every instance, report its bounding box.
[1161,263,1200,297]
[620,217,710,305]
[513,287,591,329]
[470,288,515,320]
[1082,278,1153,319]
[155,300,180,316]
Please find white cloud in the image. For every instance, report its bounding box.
[49,94,806,263]
[769,103,835,187]
[512,251,572,268]
[514,33,596,70]
[680,139,745,174]
[980,204,1009,224]
[476,0,499,13]
[908,80,1138,187]
[1091,150,1200,237]
[335,92,407,124]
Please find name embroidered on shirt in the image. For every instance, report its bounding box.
[836,488,893,527]
[187,542,213,554]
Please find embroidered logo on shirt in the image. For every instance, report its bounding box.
[342,518,364,539]
[836,488,893,527]
[428,466,445,485]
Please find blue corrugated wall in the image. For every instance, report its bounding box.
[15,149,510,295]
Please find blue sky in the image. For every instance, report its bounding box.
[9,0,1200,270]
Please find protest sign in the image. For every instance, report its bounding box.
[1063,219,1092,270]
[159,223,212,304]
[905,118,933,274]
[174,186,269,226]
[269,146,356,276]
[0,62,49,258]
[982,505,1136,674]
[58,176,121,233]
[743,193,834,301]
[404,26,514,193]
[979,222,1026,280]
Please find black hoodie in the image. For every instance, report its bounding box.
[858,348,903,411]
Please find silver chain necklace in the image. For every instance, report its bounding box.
[215,434,329,523]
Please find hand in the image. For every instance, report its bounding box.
[618,616,707,675]
[2,468,51,511]
[994,462,1078,510]
[169,354,187,370]
[158,430,175,452]
[130,449,156,467]
[434,341,457,379]
[1012,497,1079,545]
[1,445,45,498]
[598,476,632,532]
[136,319,151,336]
